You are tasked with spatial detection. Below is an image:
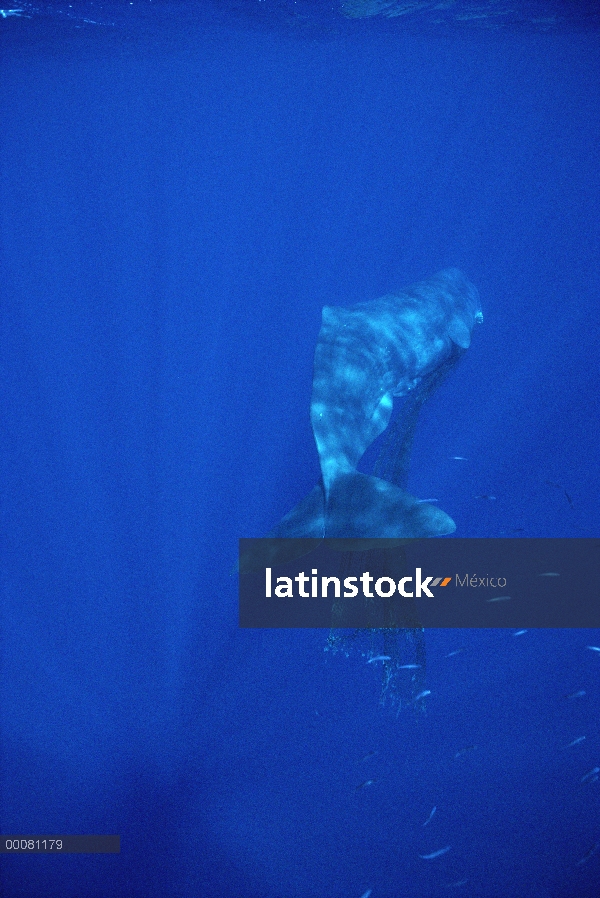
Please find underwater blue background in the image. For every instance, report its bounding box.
[1,2,599,896]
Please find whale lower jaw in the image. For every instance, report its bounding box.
[271,472,455,540]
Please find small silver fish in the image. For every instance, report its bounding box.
[450,456,468,461]
[419,846,450,860]
[398,664,422,670]
[586,646,600,652]
[367,655,391,664]
[454,745,477,760]
[513,629,528,636]
[422,806,437,826]
[354,779,375,791]
[445,647,466,657]
[359,750,378,763]
[412,690,431,702]
[577,842,600,866]
[539,572,560,577]
[486,595,511,602]
[581,767,600,783]
[563,737,586,749]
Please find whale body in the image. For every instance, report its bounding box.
[272,268,481,541]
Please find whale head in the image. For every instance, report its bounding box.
[437,267,482,349]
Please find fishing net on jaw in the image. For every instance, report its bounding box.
[325,347,465,713]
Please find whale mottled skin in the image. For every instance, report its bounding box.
[273,268,481,541]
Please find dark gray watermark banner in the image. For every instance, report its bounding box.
[1,835,120,853]
[239,538,600,628]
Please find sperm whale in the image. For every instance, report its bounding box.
[272,268,481,540]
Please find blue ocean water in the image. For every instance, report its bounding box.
[1,2,599,896]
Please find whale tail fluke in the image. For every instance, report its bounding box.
[268,483,325,539]
[269,472,455,541]
[324,472,455,539]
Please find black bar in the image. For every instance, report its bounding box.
[0,836,120,853]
